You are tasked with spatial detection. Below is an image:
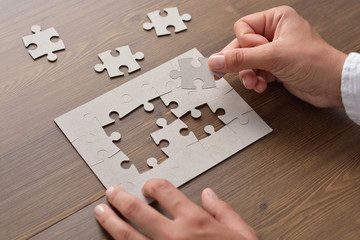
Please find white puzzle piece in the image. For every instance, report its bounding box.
[143,7,191,36]
[94,45,144,78]
[72,128,121,167]
[22,25,65,62]
[208,89,253,124]
[171,57,224,89]
[160,78,232,118]
[150,118,198,157]
[55,48,272,203]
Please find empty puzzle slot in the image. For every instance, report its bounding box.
[103,97,177,174]
[180,103,225,140]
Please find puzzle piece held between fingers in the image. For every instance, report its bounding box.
[171,57,224,89]
[143,7,191,36]
[150,118,198,157]
[22,25,65,62]
[94,45,144,78]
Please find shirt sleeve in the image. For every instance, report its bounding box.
[341,52,360,125]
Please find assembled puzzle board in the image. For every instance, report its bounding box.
[55,48,272,202]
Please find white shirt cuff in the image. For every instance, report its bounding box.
[341,52,360,125]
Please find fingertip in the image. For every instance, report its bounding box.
[254,76,267,93]
[239,70,257,90]
[94,204,106,219]
[208,54,225,72]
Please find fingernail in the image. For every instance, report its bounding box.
[106,186,115,198]
[208,54,225,71]
[242,77,247,88]
[206,188,218,199]
[94,204,105,217]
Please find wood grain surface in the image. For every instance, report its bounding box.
[0,0,359,239]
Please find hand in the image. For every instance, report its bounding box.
[208,6,347,108]
[94,179,257,240]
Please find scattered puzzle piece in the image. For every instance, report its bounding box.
[143,7,191,36]
[171,57,224,89]
[150,118,198,157]
[22,25,65,62]
[94,45,144,78]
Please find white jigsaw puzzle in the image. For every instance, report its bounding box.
[143,7,191,36]
[94,45,144,78]
[55,48,272,203]
[22,25,65,62]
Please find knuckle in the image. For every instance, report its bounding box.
[146,179,172,196]
[279,5,295,13]
[114,225,133,240]
[233,19,242,32]
[231,49,245,66]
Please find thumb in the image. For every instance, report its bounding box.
[208,45,276,73]
[202,188,257,239]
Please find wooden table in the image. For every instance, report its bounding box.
[1,0,359,239]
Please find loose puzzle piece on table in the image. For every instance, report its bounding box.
[55,48,272,203]
[171,57,224,89]
[22,25,65,62]
[94,45,144,78]
[143,7,191,36]
[150,118,198,157]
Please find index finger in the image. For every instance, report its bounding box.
[234,7,287,47]
[142,179,201,218]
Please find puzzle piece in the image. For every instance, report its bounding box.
[171,57,224,89]
[72,128,121,167]
[113,75,159,118]
[91,150,140,189]
[150,118,198,157]
[146,158,159,169]
[199,125,240,160]
[94,45,144,78]
[208,89,253,124]
[22,25,65,61]
[227,111,273,143]
[143,7,191,36]
[160,78,232,118]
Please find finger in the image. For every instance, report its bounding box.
[254,76,268,93]
[235,7,285,42]
[142,179,200,218]
[234,20,269,47]
[208,45,276,73]
[239,69,258,90]
[106,186,171,239]
[201,188,257,240]
[94,204,149,240]
[222,38,241,51]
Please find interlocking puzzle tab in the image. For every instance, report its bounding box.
[171,57,224,89]
[94,45,144,78]
[143,7,191,36]
[150,118,198,157]
[22,25,65,62]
